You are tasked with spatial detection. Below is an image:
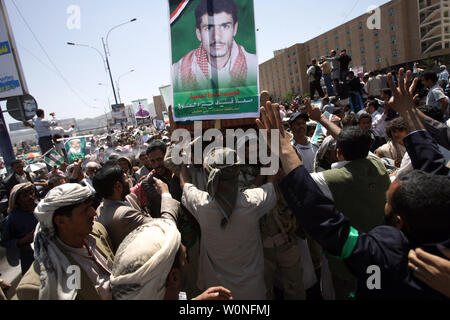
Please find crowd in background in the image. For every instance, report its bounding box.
[0,65,449,301]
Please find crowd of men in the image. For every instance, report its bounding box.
[0,66,449,300]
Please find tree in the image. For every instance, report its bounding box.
[282,90,294,105]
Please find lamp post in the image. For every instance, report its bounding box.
[116,69,134,104]
[67,18,137,106]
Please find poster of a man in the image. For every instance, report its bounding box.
[169,0,259,121]
[64,137,86,163]
[172,0,257,91]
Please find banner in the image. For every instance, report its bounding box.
[132,99,151,119]
[0,0,27,99]
[159,84,173,108]
[169,0,259,122]
[43,148,65,167]
[64,137,87,163]
[111,104,127,124]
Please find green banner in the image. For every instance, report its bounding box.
[64,137,87,164]
[169,0,259,121]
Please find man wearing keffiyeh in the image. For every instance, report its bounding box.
[172,0,257,91]
[180,147,277,299]
[15,183,115,300]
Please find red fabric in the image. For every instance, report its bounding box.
[180,43,247,89]
[130,183,147,209]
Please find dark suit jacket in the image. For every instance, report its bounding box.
[404,130,449,176]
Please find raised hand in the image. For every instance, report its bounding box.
[386,68,418,115]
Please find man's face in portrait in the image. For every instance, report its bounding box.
[70,140,81,153]
[196,12,238,61]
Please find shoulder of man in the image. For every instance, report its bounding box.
[91,221,115,262]
[16,260,40,300]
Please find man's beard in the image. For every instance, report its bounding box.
[121,180,130,201]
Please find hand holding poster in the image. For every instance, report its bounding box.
[169,0,259,121]
[64,137,87,163]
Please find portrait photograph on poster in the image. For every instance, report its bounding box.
[169,0,259,122]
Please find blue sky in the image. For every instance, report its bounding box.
[1,0,390,126]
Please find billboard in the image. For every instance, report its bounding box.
[132,99,151,119]
[0,0,28,99]
[111,104,127,124]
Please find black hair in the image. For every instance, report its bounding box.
[48,176,65,190]
[146,140,167,155]
[36,109,44,117]
[195,0,238,29]
[423,71,438,83]
[92,164,124,198]
[358,112,372,123]
[382,88,392,97]
[336,126,372,161]
[385,117,408,140]
[342,113,358,127]
[418,104,444,123]
[367,100,380,110]
[392,170,450,244]
[11,159,23,167]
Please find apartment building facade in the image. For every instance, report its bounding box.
[259,0,450,100]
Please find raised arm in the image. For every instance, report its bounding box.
[305,98,342,139]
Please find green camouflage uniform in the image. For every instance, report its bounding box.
[239,166,305,300]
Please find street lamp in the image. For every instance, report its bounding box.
[105,18,137,57]
[116,69,134,104]
[67,17,137,106]
[66,42,107,71]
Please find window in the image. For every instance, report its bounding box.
[362,59,367,66]
[335,34,339,41]
[392,49,398,58]
[296,77,300,82]
[391,36,397,44]
[294,59,297,65]
[390,23,395,31]
[360,34,364,42]
[292,50,296,55]
[360,47,365,54]
[389,8,394,17]
[358,22,363,30]
[375,41,380,49]
[348,40,352,47]
[376,55,382,62]
[346,27,350,35]
[374,29,379,37]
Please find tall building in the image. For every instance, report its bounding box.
[259,0,450,100]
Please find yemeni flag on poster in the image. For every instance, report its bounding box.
[43,148,64,167]
[169,0,259,122]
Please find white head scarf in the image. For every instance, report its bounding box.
[33,183,93,300]
[110,219,181,300]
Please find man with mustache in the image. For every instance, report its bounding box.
[172,0,257,91]
[94,161,180,253]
